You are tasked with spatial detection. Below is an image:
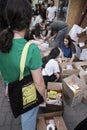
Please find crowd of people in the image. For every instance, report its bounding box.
[0,0,79,130]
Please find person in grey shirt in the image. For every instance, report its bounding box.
[45,20,68,48]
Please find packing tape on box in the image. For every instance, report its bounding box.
[67,83,81,96]
[73,89,81,96]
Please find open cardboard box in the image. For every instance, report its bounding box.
[37,112,67,130]
[59,62,80,78]
[57,57,70,64]
[63,74,85,107]
[46,82,64,113]
[75,61,87,77]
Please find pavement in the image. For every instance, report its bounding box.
[0,76,21,130]
[0,74,87,130]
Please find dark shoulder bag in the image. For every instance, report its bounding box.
[8,42,44,118]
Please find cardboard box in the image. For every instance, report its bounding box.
[75,61,87,77]
[59,62,80,79]
[77,30,87,43]
[82,90,87,104]
[80,74,87,103]
[46,82,64,113]
[57,58,70,64]
[63,74,85,107]
[37,112,67,130]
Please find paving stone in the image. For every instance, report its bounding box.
[11,125,22,130]
[5,112,13,125]
[0,126,11,130]
[0,113,6,126]
[12,116,21,125]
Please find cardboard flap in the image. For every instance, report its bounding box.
[63,74,85,90]
[54,117,67,130]
[47,82,62,91]
[37,118,46,130]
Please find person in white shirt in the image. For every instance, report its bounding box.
[46,0,57,22]
[42,47,60,86]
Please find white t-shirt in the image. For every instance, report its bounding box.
[47,6,57,21]
[42,59,60,76]
[33,15,43,27]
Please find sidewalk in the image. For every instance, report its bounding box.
[0,76,21,130]
[0,74,87,130]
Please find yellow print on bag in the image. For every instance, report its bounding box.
[22,83,37,106]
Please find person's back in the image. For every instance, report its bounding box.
[0,0,45,130]
[42,47,60,86]
[49,20,68,32]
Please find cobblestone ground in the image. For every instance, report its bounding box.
[0,74,87,130]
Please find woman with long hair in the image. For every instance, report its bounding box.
[0,0,45,130]
[61,35,76,62]
[42,47,60,86]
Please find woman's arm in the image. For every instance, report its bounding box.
[44,30,51,41]
[33,34,38,40]
[49,33,57,41]
[70,54,76,63]
[40,34,44,40]
[54,72,60,81]
[31,68,45,99]
[61,50,65,62]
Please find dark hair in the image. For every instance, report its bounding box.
[0,0,32,53]
[64,35,74,47]
[35,23,41,37]
[0,0,8,30]
[42,47,60,68]
[64,35,76,53]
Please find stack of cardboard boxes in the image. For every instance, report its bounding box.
[63,74,85,107]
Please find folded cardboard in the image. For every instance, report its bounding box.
[57,58,70,63]
[59,62,80,78]
[80,74,87,85]
[69,24,83,42]
[80,49,87,60]
[46,82,64,113]
[80,74,87,103]
[82,90,87,103]
[37,112,67,130]
[63,74,85,107]
[75,61,87,77]
[77,30,87,43]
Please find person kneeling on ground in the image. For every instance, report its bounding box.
[61,35,76,63]
[42,47,60,87]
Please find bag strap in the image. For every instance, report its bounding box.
[19,41,32,81]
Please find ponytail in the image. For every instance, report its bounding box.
[0,28,13,53]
